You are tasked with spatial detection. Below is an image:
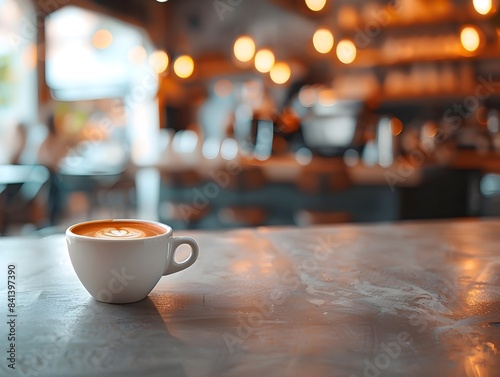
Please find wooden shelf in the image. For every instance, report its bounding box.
[380,89,500,105]
[338,11,489,33]
[334,0,495,33]
[331,46,500,69]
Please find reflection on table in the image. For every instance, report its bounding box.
[2,219,499,376]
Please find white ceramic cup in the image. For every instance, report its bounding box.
[66,219,199,304]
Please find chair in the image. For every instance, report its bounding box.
[57,169,133,223]
[0,165,50,235]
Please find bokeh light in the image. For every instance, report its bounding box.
[254,49,275,73]
[460,25,481,52]
[337,6,359,29]
[298,86,317,107]
[149,50,169,73]
[343,149,360,167]
[423,122,438,137]
[173,55,194,78]
[270,62,291,84]
[305,0,327,12]
[473,0,493,15]
[336,39,357,64]
[221,138,239,160]
[128,45,147,65]
[313,28,334,54]
[295,147,313,166]
[233,35,255,62]
[92,29,113,49]
[318,89,336,106]
[22,43,38,69]
[202,138,220,160]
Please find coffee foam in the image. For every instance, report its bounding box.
[94,227,147,239]
[72,221,167,239]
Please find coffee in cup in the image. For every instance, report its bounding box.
[71,220,166,239]
[66,219,199,304]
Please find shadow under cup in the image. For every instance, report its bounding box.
[66,219,199,304]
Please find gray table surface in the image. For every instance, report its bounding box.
[1,219,499,377]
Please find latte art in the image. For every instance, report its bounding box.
[95,227,147,239]
[71,220,168,239]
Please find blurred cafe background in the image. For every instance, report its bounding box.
[2,0,500,235]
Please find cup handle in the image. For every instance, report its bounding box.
[164,236,199,275]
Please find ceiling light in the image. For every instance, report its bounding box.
[473,0,493,15]
[149,50,169,73]
[313,28,334,54]
[460,25,481,52]
[336,39,357,64]
[254,49,275,73]
[270,62,291,84]
[173,55,194,78]
[233,35,255,62]
[305,0,327,12]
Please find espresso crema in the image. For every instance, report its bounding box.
[72,221,167,239]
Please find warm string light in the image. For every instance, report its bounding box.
[313,28,334,54]
[232,37,288,83]
[149,50,169,73]
[305,0,326,12]
[460,25,481,52]
[473,0,493,15]
[336,39,357,64]
[270,62,291,84]
[233,35,255,62]
[254,49,275,73]
[173,55,194,78]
